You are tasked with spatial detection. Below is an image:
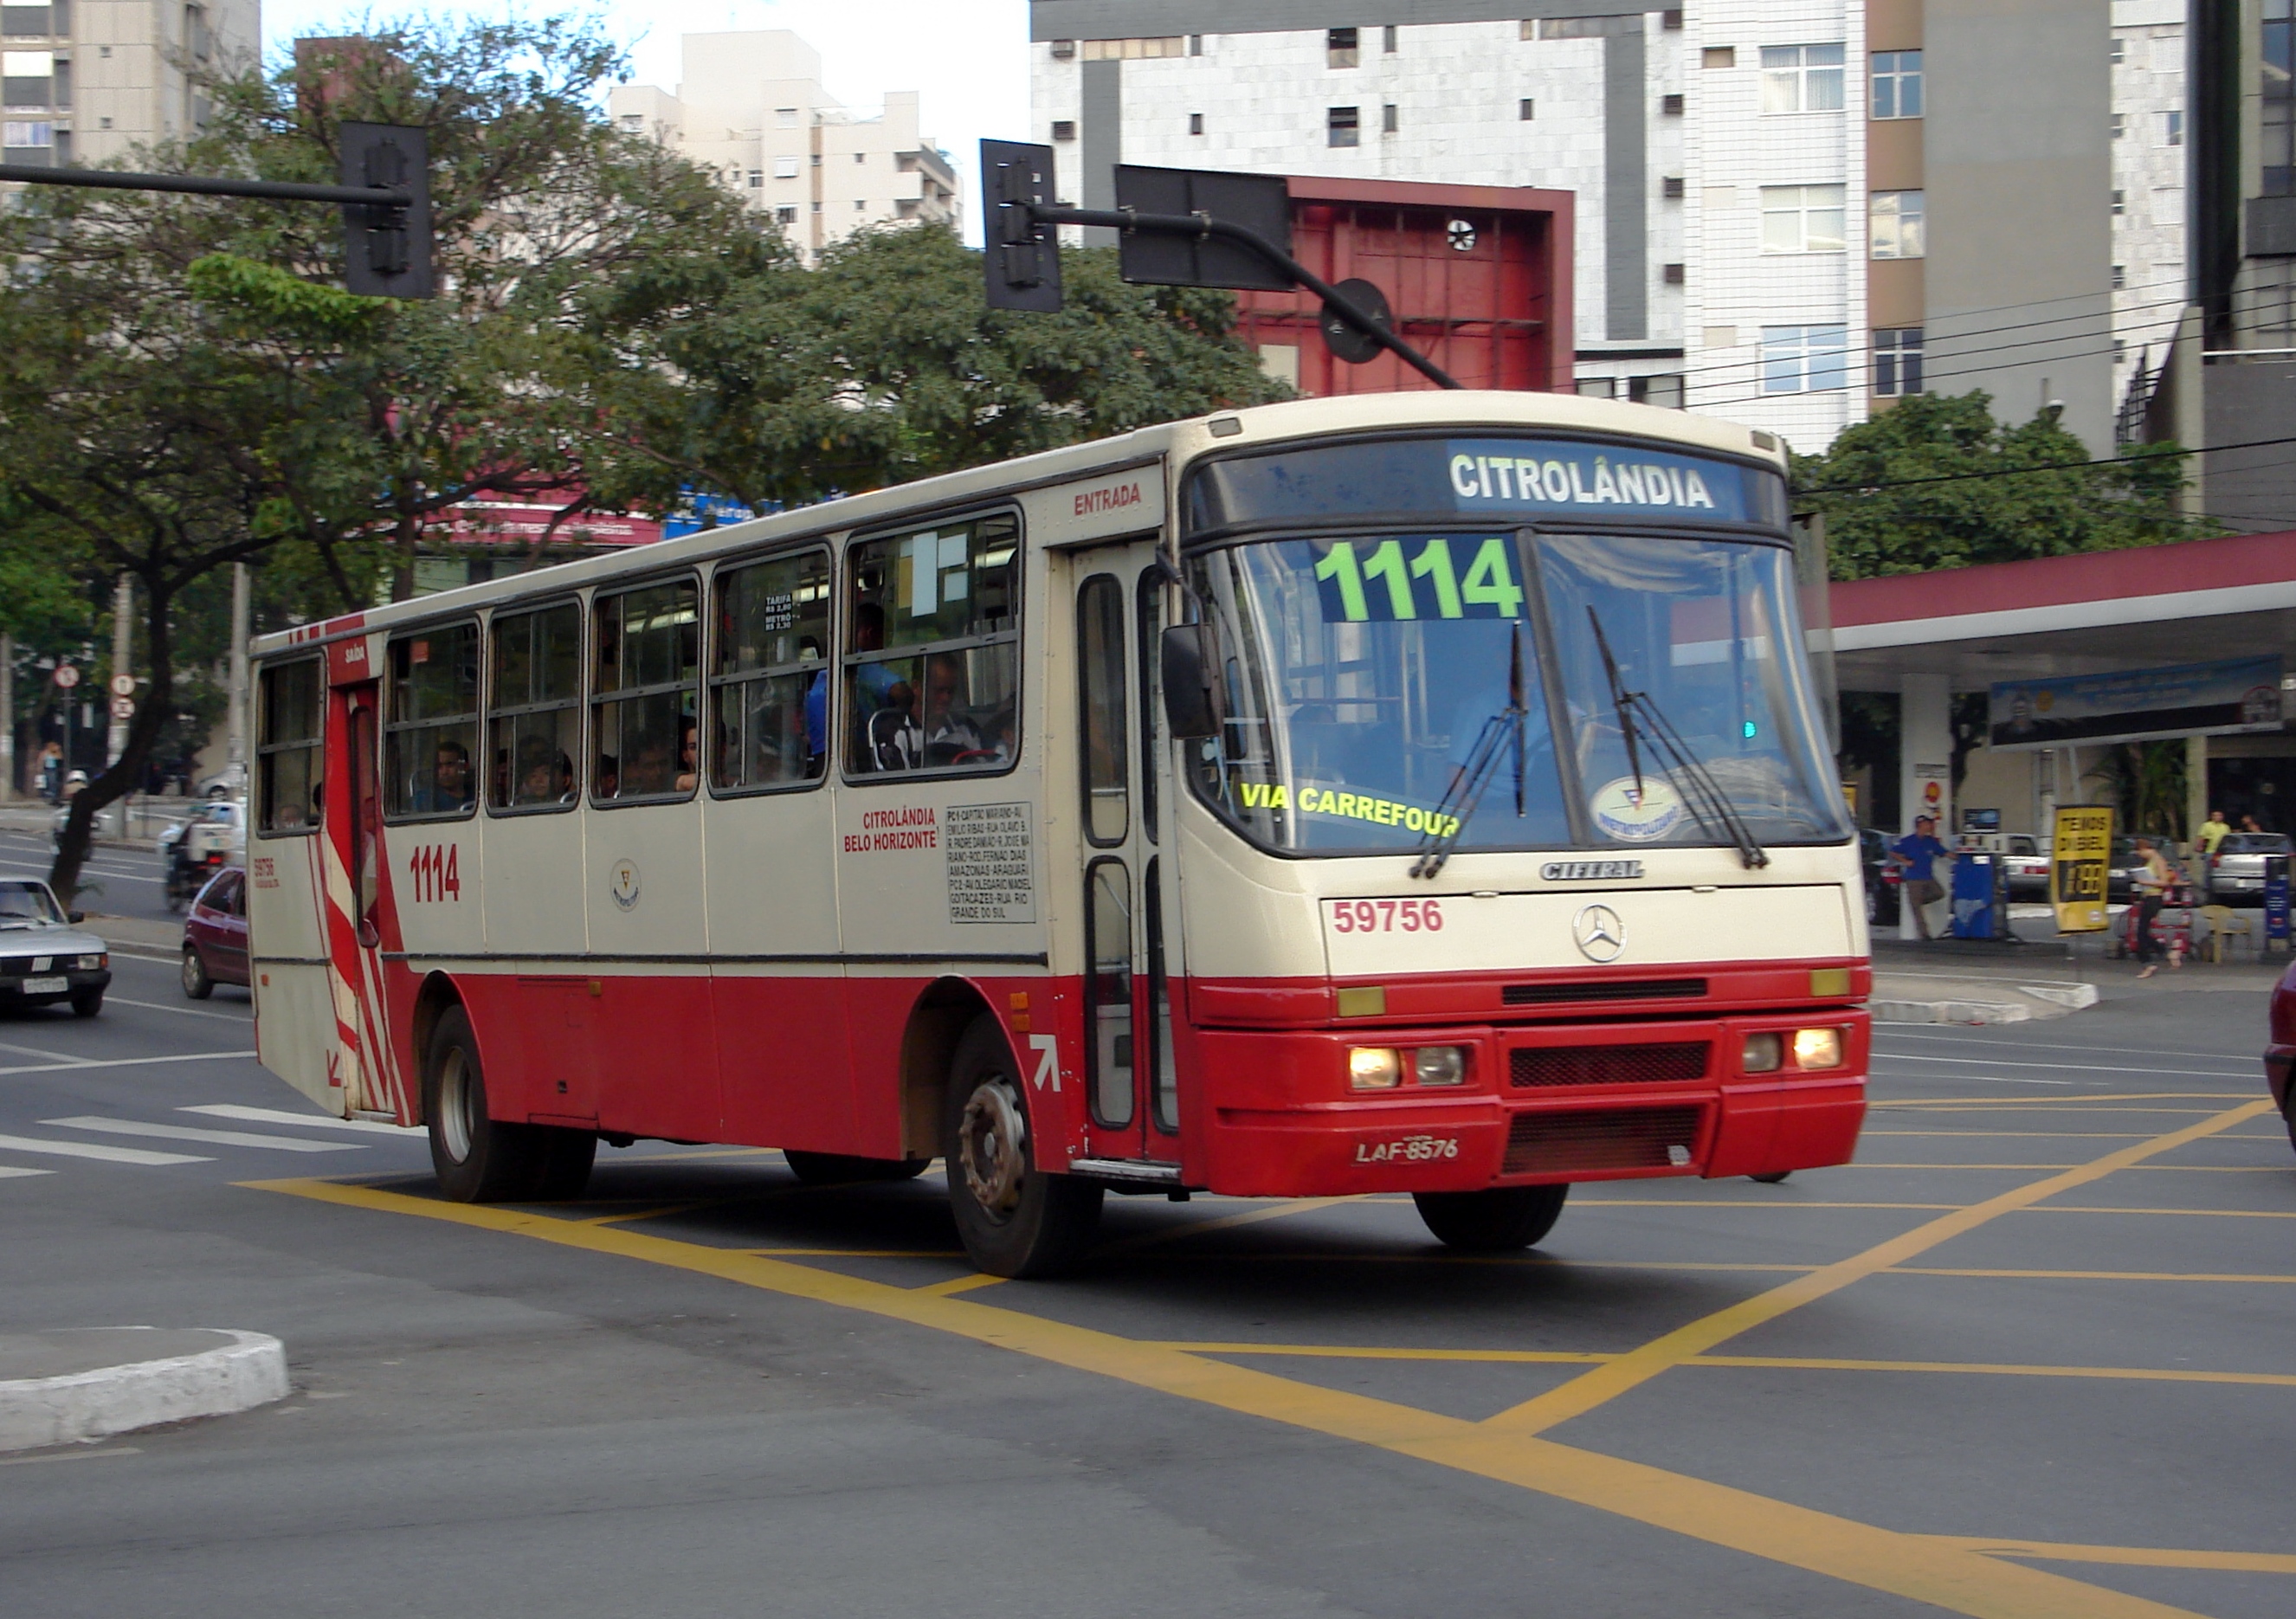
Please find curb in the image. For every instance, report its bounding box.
[0,1329,288,1452]
[1871,997,2033,1025]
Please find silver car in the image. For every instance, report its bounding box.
[0,880,112,1017]
[2207,832,2293,906]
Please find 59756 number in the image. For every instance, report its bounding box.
[1329,898,1444,933]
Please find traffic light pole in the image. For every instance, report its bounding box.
[0,163,410,209]
[1020,203,1462,391]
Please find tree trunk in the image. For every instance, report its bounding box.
[48,581,174,906]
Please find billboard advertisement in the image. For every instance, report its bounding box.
[1989,657,2284,751]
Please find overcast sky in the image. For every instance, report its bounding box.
[259,3,1031,243]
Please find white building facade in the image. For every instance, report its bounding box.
[609,30,959,265]
[1029,2,2186,456]
[2,0,256,169]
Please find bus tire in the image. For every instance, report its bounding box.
[424,1005,543,1203]
[943,1016,1102,1278]
[784,1150,931,1186]
[533,1129,597,1201]
[1413,1184,1570,1251]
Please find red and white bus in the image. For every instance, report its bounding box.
[247,392,1869,1275]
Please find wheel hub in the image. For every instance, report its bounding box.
[438,1049,474,1164]
[957,1077,1028,1219]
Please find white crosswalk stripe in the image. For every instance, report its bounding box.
[182,1104,419,1137]
[42,1116,365,1153]
[0,1132,209,1165]
[0,1164,55,1179]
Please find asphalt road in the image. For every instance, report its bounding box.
[0,824,180,926]
[1,950,2292,1619]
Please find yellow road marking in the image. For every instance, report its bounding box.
[1101,1196,1358,1254]
[1863,1131,2158,1139]
[2025,1204,2296,1219]
[733,1248,966,1258]
[1850,1164,2292,1173]
[247,1176,2210,1619]
[1893,1266,2296,1284]
[1574,1199,1965,1209]
[1922,1537,2296,1577]
[913,1273,1009,1297]
[1161,1342,1611,1365]
[1692,1355,2296,1390]
[1476,1100,2274,1439]
[1874,1093,2256,1107]
[569,1203,702,1225]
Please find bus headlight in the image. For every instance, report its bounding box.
[1349,1048,1403,1090]
[1792,1028,1844,1070]
[1413,1046,1467,1086]
[1741,1032,1783,1074]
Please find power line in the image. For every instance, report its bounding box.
[1797,434,2296,496]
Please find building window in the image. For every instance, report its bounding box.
[855,199,867,211]
[1189,35,1203,56]
[2111,112,2126,139]
[774,154,799,178]
[2112,188,2125,216]
[776,206,797,226]
[619,113,643,132]
[1383,24,1398,52]
[747,171,763,188]
[1189,112,1203,135]
[1575,377,1616,399]
[1760,44,1845,113]
[1662,9,1683,29]
[1871,49,1922,119]
[1662,262,1686,284]
[2112,263,2127,289]
[1662,174,1685,198]
[1051,119,1076,142]
[2,116,50,160]
[854,152,866,164]
[1762,326,1849,393]
[1382,103,1398,133]
[1874,328,1923,397]
[2,6,53,36]
[1082,36,1183,61]
[1328,27,1358,68]
[1049,39,1076,59]
[776,106,799,127]
[1328,106,1360,147]
[1519,98,1537,120]
[1760,184,1847,253]
[2,48,51,108]
[2110,37,2125,64]
[2159,109,2184,146]
[1661,94,1684,115]
[1701,46,1736,69]
[1631,374,1685,407]
[1870,190,1925,259]
[1538,16,1636,39]
[2154,186,2184,227]
[2268,0,2296,193]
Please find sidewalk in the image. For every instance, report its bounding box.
[0,796,177,851]
[1,1328,287,1452]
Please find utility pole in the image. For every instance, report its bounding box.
[228,562,250,797]
[0,634,14,801]
[106,573,132,836]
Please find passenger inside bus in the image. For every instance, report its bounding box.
[595,754,619,798]
[624,734,675,797]
[415,739,474,814]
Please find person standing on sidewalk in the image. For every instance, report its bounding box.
[1891,815,1952,939]
[2132,835,2176,978]
[2196,808,2231,898]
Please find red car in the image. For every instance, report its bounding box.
[182,867,249,998]
[2267,960,2296,1155]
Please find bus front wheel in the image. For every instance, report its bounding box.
[1413,1184,1570,1251]
[426,1005,545,1203]
[942,1016,1102,1279]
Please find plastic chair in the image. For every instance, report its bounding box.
[2200,905,2254,963]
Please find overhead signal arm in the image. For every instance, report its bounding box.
[983,141,1461,390]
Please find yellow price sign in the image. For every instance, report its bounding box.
[2049,804,2114,933]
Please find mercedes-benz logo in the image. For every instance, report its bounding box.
[1572,903,1625,963]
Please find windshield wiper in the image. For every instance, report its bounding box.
[1586,608,1770,871]
[1412,622,1530,880]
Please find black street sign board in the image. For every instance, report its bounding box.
[981,139,1062,313]
[339,122,434,299]
[1111,164,1294,293]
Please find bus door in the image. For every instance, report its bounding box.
[1074,543,1180,1164]
[325,673,403,1118]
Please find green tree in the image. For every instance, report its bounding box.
[1793,391,2207,580]
[589,224,1290,514]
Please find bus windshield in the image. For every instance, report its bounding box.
[1184,530,1848,857]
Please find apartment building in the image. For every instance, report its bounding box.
[608,30,959,265]
[1030,2,2168,455]
[2,0,256,169]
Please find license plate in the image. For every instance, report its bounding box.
[20,976,66,994]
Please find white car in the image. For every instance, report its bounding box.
[0,879,112,1017]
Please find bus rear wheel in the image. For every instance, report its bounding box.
[784,1150,930,1186]
[1413,1184,1570,1251]
[425,1005,545,1203]
[942,1016,1101,1279]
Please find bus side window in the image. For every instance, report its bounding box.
[256,658,324,835]
[591,577,700,803]
[383,622,480,821]
[711,548,831,793]
[843,513,1021,777]
[488,601,582,811]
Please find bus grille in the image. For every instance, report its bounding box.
[1502,977,1707,1006]
[1510,1042,1710,1088]
[1503,1106,1706,1175]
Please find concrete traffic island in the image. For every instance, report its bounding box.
[0,1328,288,1452]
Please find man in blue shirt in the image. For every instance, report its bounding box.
[1890,815,1952,939]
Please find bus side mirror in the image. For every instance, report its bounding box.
[1160,624,1222,739]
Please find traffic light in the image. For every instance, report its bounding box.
[981,139,1061,313]
[339,123,434,299]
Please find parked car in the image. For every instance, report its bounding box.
[2203,831,2292,906]
[1859,829,1901,927]
[181,867,249,999]
[0,879,111,1017]
[2265,958,2296,1157]
[162,801,247,912]
[2002,833,2051,899]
